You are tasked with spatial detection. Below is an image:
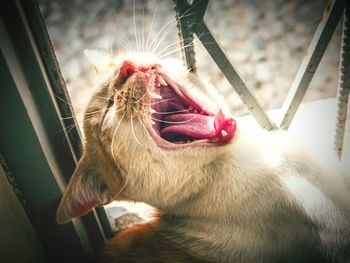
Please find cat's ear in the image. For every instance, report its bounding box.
[56,155,112,224]
[84,49,116,74]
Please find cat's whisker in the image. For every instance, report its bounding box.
[151,13,194,54]
[158,42,196,58]
[111,180,127,200]
[159,41,197,59]
[141,2,145,52]
[145,0,160,52]
[150,19,184,54]
[130,113,144,147]
[149,116,197,125]
[55,94,72,106]
[114,107,126,114]
[84,108,110,116]
[142,98,176,106]
[65,124,78,135]
[94,95,113,101]
[150,7,197,53]
[157,32,213,57]
[57,121,80,145]
[111,113,126,168]
[154,2,211,56]
[101,106,126,131]
[151,21,178,53]
[155,38,193,57]
[145,108,190,115]
[60,116,78,121]
[107,1,133,51]
[132,108,151,150]
[59,122,79,140]
[133,0,140,52]
[59,108,108,121]
[142,112,197,125]
[62,122,76,131]
[109,88,127,101]
[135,92,148,103]
[109,35,115,57]
[131,75,140,99]
[148,15,182,52]
[148,10,192,51]
[60,107,124,124]
[137,115,150,137]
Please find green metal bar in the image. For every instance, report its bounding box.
[174,0,209,73]
[280,0,345,129]
[173,0,276,130]
[0,0,108,261]
[19,0,82,165]
[335,2,350,159]
[19,0,114,239]
[174,0,197,73]
[0,48,90,263]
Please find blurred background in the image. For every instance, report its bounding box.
[38,0,343,231]
[38,0,341,125]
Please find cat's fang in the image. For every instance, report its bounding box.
[149,92,162,99]
[158,76,167,86]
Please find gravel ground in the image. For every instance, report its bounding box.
[39,0,342,125]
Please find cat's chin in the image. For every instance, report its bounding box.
[145,71,237,149]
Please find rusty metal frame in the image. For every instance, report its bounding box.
[174,0,276,130]
[173,0,349,158]
[280,0,344,129]
[335,2,350,158]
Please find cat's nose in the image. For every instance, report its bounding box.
[119,60,136,82]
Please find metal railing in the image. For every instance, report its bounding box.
[174,0,349,159]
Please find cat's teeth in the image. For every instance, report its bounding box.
[149,108,157,114]
[150,120,156,125]
[149,92,162,99]
[158,76,167,86]
[221,130,228,137]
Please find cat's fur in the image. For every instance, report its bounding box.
[57,51,350,262]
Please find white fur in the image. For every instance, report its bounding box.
[79,52,350,261]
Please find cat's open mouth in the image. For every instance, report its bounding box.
[145,70,236,148]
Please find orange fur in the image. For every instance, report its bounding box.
[100,219,209,263]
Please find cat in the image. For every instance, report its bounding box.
[56,50,350,262]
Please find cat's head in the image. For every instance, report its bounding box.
[56,51,237,224]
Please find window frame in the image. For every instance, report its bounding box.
[174,0,349,158]
[0,0,112,261]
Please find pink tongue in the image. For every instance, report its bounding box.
[161,113,217,139]
[161,110,236,142]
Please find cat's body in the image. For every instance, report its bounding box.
[57,51,350,262]
[103,124,350,262]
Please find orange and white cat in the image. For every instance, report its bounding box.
[57,51,350,262]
